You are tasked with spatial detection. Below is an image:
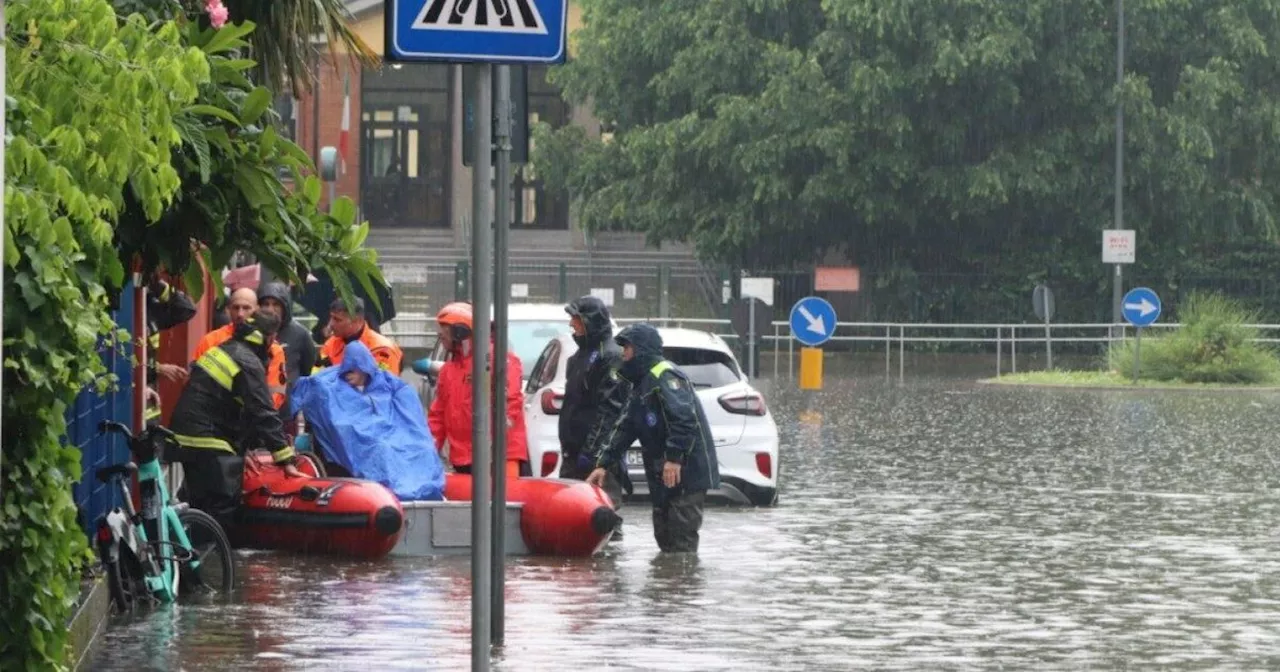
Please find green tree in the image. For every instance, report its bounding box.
[1,1,382,667]
[540,0,1280,319]
[2,1,209,667]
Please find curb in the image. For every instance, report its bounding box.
[68,575,110,671]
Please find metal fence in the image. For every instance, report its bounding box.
[381,261,718,321]
[69,283,135,541]
[607,318,1280,382]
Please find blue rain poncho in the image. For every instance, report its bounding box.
[291,341,445,500]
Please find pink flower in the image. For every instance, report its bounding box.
[205,0,229,29]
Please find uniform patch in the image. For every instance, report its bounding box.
[589,351,599,364]
[645,411,658,427]
[668,377,682,390]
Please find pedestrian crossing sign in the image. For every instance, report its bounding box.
[387,0,568,64]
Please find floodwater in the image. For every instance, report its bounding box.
[92,377,1280,670]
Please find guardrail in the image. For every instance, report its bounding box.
[368,313,1280,381]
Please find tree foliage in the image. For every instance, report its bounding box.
[2,0,208,667]
[1,1,383,667]
[540,0,1280,316]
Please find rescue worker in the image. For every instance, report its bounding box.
[427,302,531,478]
[257,282,317,429]
[144,277,198,423]
[313,297,403,375]
[587,324,720,553]
[192,287,288,411]
[170,313,302,532]
[558,296,630,532]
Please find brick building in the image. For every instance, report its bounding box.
[279,0,666,253]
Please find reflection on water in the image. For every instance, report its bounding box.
[93,378,1280,670]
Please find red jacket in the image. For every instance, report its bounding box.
[427,345,529,468]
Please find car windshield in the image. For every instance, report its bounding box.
[507,320,572,376]
[664,346,741,389]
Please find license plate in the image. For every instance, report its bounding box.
[625,450,644,467]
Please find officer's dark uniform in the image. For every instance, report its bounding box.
[169,317,296,530]
[559,297,630,526]
[595,324,719,553]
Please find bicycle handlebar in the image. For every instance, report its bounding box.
[98,420,176,440]
[98,421,132,436]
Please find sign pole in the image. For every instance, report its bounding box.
[747,299,756,379]
[1121,287,1160,384]
[1133,326,1141,384]
[1044,313,1053,371]
[468,63,494,672]
[1114,0,1125,330]
[490,62,512,648]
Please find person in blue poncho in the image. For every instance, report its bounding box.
[290,340,445,501]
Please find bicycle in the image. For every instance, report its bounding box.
[93,420,235,614]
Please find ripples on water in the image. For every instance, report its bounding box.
[94,378,1280,670]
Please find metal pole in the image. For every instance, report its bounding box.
[468,63,494,672]
[897,325,904,383]
[747,299,756,379]
[1044,319,1053,370]
[773,323,779,379]
[996,326,1002,377]
[328,182,336,213]
[1113,0,1125,326]
[490,63,512,648]
[1133,327,1142,383]
[884,326,891,378]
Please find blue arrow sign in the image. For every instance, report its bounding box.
[387,0,568,63]
[790,296,837,347]
[1122,287,1162,327]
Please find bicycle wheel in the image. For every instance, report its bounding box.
[176,508,235,598]
[104,557,134,615]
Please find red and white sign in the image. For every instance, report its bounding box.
[815,266,860,292]
[1102,229,1136,264]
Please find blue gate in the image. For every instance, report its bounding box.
[70,284,136,537]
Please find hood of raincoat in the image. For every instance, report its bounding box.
[566,295,613,348]
[257,282,294,324]
[614,323,664,383]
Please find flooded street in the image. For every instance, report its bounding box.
[93,378,1280,670]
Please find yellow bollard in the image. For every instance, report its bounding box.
[799,347,823,390]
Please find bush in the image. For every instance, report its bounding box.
[1106,292,1280,384]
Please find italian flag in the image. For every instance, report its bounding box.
[338,72,351,175]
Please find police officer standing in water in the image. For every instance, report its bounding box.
[558,296,630,535]
[588,323,719,553]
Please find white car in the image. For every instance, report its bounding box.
[523,327,780,506]
[411,302,618,477]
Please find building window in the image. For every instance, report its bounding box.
[272,94,298,143]
[360,63,452,228]
[511,65,570,230]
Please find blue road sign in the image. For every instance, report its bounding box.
[1122,287,1162,327]
[790,296,838,347]
[387,0,568,63]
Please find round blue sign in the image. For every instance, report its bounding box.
[1121,287,1162,328]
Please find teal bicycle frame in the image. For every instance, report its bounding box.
[95,421,200,603]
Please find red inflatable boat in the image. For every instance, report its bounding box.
[444,474,620,556]
[236,454,404,559]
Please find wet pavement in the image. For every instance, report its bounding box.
[92,377,1280,670]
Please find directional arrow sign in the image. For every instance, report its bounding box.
[1121,287,1162,328]
[790,296,837,347]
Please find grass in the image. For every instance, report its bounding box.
[984,292,1280,389]
[982,370,1280,389]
